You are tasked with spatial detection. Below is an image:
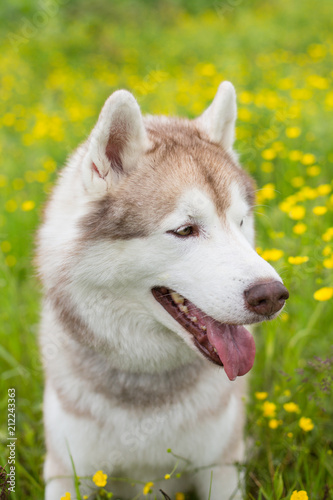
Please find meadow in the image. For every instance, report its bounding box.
[0,0,332,498]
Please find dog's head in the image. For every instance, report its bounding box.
[75,83,288,379]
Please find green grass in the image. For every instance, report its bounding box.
[0,0,333,498]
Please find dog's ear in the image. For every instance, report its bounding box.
[196,81,237,151]
[82,90,149,196]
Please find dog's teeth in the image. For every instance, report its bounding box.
[190,316,197,322]
[213,347,218,353]
[179,304,189,314]
[171,292,185,304]
[200,325,207,331]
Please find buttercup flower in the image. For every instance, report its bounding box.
[306,165,320,176]
[322,228,333,242]
[317,184,331,196]
[175,494,185,500]
[288,256,309,265]
[313,287,333,301]
[268,419,282,429]
[286,127,301,138]
[60,493,71,500]
[323,257,333,269]
[283,402,300,413]
[22,200,35,211]
[262,401,277,417]
[288,205,306,220]
[299,417,314,432]
[301,153,316,165]
[293,222,307,235]
[260,249,284,262]
[290,490,308,500]
[255,392,268,400]
[143,482,154,495]
[92,470,108,487]
[313,206,327,215]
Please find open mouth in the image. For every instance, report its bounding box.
[151,286,256,381]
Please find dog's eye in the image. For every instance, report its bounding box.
[167,225,198,238]
[176,226,193,236]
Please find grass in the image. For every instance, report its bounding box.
[0,0,333,498]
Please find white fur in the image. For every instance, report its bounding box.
[196,81,237,151]
[39,85,285,500]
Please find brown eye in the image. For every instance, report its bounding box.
[176,226,193,236]
[167,225,198,238]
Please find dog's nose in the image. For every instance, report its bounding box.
[244,281,289,316]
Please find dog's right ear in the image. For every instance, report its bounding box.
[82,90,149,196]
[195,81,237,152]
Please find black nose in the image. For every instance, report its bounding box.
[244,281,289,316]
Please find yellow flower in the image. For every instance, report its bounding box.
[313,287,333,301]
[323,246,332,256]
[299,417,314,432]
[60,493,71,500]
[298,186,317,200]
[322,228,333,242]
[238,108,252,122]
[313,206,327,215]
[317,184,331,196]
[323,257,333,269]
[43,158,57,172]
[293,222,307,235]
[256,183,276,203]
[288,205,306,220]
[302,153,316,165]
[164,474,170,480]
[283,402,300,413]
[306,165,320,176]
[290,490,308,500]
[291,176,304,188]
[262,401,277,417]
[262,149,277,160]
[92,470,107,487]
[268,419,282,429]
[255,392,268,400]
[288,256,309,265]
[143,481,154,495]
[308,43,326,59]
[286,127,301,138]
[175,494,185,500]
[260,249,284,262]
[287,432,293,438]
[22,200,36,212]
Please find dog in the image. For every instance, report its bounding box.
[37,81,289,500]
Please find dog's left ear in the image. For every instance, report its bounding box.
[196,81,237,151]
[82,90,150,196]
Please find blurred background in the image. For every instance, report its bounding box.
[0,0,333,498]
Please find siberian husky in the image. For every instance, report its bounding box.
[37,81,289,500]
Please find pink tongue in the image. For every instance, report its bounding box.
[206,319,256,381]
